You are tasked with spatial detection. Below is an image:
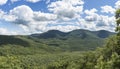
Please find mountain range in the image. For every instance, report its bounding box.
[0,29,115,52]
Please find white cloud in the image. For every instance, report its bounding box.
[0,0,7,5]
[0,28,8,35]
[0,0,117,35]
[0,28,17,35]
[101,5,115,14]
[8,5,57,23]
[26,0,41,3]
[10,5,33,20]
[19,24,30,33]
[33,11,57,21]
[84,8,116,32]
[10,0,19,3]
[0,5,58,34]
[48,0,84,20]
[0,9,17,22]
[115,0,120,9]
[9,5,33,24]
[84,8,98,15]
[3,14,17,22]
[0,10,5,19]
[2,0,103,35]
[46,25,80,32]
[84,8,98,21]
[96,16,115,27]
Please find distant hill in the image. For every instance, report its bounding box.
[0,35,30,47]
[94,30,115,38]
[31,29,114,39]
[0,29,115,56]
[31,30,68,39]
[0,29,114,52]
[31,29,115,51]
[0,29,115,50]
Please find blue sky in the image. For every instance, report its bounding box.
[0,0,119,35]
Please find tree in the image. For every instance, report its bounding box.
[115,9,120,33]
[115,9,120,55]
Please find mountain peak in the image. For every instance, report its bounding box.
[31,30,68,39]
[95,30,115,38]
[31,29,114,39]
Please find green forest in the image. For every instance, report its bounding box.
[0,9,120,69]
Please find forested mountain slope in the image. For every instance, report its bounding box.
[31,29,114,51]
[0,29,116,69]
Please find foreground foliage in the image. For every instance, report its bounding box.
[0,35,119,69]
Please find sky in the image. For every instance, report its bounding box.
[0,0,120,35]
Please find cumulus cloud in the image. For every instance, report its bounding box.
[101,5,115,14]
[96,16,115,27]
[0,9,16,22]
[0,0,7,5]
[0,0,117,35]
[84,8,115,32]
[33,11,57,21]
[1,3,84,34]
[0,5,58,34]
[9,5,33,25]
[84,8,98,15]
[48,0,84,20]
[26,0,41,3]
[7,5,57,24]
[84,8,98,21]
[115,0,120,9]
[2,0,102,35]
